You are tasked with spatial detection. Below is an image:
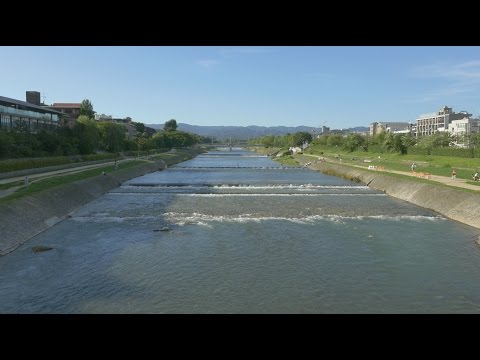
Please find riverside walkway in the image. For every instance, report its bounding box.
[296,153,480,192]
[0,156,151,198]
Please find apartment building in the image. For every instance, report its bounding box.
[416,106,471,138]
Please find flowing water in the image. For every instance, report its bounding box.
[1,148,480,313]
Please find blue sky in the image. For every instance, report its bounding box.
[2,46,480,129]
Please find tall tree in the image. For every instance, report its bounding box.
[74,115,100,154]
[80,99,95,119]
[164,119,177,132]
[132,121,146,134]
[98,122,126,153]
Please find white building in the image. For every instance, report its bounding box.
[370,122,411,136]
[416,106,471,138]
[448,118,479,147]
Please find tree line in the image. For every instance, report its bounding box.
[249,131,480,156]
[247,131,313,148]
[0,111,208,160]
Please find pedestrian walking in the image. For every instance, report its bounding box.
[451,169,457,179]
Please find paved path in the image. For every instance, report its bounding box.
[298,153,480,191]
[0,157,151,198]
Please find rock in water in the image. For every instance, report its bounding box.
[32,246,53,253]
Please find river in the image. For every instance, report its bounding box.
[1,148,480,313]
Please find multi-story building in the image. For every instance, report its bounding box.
[415,106,470,138]
[448,118,479,147]
[48,103,82,127]
[0,95,62,132]
[370,122,411,136]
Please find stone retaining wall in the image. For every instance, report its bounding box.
[0,160,166,256]
[309,162,480,230]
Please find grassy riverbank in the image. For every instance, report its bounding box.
[0,148,203,204]
[303,145,480,180]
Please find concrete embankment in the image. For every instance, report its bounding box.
[307,161,480,230]
[0,160,166,256]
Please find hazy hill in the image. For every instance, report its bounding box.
[148,123,368,140]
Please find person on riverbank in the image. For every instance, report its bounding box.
[411,163,417,172]
[451,169,457,179]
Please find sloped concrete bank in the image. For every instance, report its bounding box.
[308,162,480,230]
[0,160,166,256]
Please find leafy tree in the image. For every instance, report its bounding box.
[401,133,416,148]
[291,132,313,147]
[132,121,146,134]
[98,122,126,153]
[326,134,344,147]
[74,115,100,154]
[163,130,198,147]
[343,133,365,152]
[164,119,177,132]
[468,133,480,146]
[417,132,452,149]
[80,99,95,119]
[312,135,328,146]
[260,135,275,147]
[150,132,166,148]
[372,132,386,146]
[0,131,15,158]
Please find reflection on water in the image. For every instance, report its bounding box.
[1,148,480,313]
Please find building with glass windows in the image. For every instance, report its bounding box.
[0,95,63,132]
[415,106,471,138]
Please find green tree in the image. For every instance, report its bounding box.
[261,135,275,147]
[468,133,480,146]
[164,119,177,132]
[163,130,198,147]
[402,133,416,148]
[132,121,146,134]
[291,132,313,147]
[417,132,452,149]
[150,132,166,148]
[326,134,344,147]
[0,130,15,158]
[343,133,365,152]
[80,99,95,119]
[74,115,100,154]
[98,122,126,153]
[312,135,328,146]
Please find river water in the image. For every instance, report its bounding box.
[1,148,480,313]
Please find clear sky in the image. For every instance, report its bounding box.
[2,46,480,129]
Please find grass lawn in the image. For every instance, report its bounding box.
[304,146,480,180]
[274,155,300,166]
[0,160,146,203]
[0,181,24,190]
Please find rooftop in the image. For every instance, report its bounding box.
[51,103,81,108]
[0,95,63,115]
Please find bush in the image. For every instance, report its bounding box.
[407,147,430,155]
[429,147,474,158]
[0,156,71,173]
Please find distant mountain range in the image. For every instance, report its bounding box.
[148,123,368,140]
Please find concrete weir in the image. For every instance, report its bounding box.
[309,162,480,230]
[0,160,166,256]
